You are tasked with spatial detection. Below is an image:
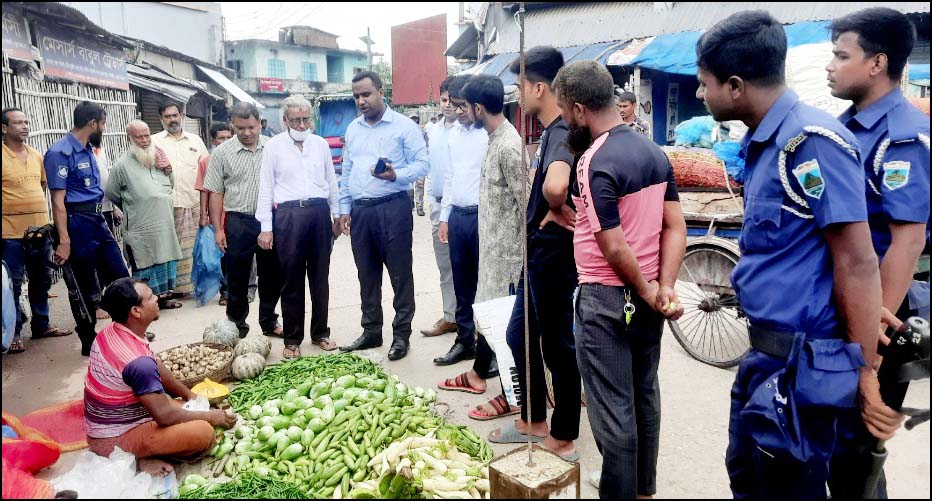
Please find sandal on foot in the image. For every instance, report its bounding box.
[283,345,301,359]
[488,421,545,444]
[311,338,338,351]
[263,325,284,338]
[159,300,183,310]
[7,336,25,354]
[95,309,110,320]
[438,373,486,394]
[31,326,73,339]
[218,297,228,306]
[468,395,520,421]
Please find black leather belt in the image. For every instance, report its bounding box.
[65,202,102,214]
[749,324,796,359]
[452,205,479,215]
[352,191,407,208]
[278,198,328,208]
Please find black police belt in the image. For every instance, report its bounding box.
[748,324,800,359]
[65,202,103,214]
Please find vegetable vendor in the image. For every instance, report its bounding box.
[84,277,237,476]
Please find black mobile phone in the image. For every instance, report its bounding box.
[374,157,390,175]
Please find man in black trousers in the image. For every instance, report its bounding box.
[256,95,341,358]
[203,103,282,338]
[338,71,429,361]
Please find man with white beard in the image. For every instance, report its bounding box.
[105,121,183,307]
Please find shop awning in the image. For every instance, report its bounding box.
[459,40,628,86]
[629,20,835,75]
[197,65,266,110]
[128,64,204,104]
[910,63,930,82]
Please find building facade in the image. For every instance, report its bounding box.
[225,26,368,126]
[62,2,224,66]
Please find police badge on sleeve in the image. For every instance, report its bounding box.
[793,159,825,199]
[882,161,910,190]
[57,165,68,179]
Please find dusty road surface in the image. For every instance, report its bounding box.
[3,207,929,498]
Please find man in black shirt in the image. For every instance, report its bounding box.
[486,46,581,461]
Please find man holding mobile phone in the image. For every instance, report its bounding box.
[339,71,429,362]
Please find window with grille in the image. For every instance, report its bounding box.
[301,62,318,82]
[267,59,286,78]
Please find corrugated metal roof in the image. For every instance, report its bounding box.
[486,2,931,55]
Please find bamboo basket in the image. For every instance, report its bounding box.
[157,342,234,388]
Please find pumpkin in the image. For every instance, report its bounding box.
[234,335,271,359]
[203,320,240,348]
[231,353,266,380]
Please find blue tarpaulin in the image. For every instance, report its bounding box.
[630,21,833,75]
[316,98,357,138]
[910,63,930,82]
[471,41,628,86]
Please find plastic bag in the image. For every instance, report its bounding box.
[674,116,717,148]
[712,141,746,184]
[472,295,520,407]
[182,395,210,412]
[50,446,177,499]
[2,262,15,353]
[192,224,224,306]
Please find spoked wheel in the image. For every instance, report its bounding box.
[669,240,749,368]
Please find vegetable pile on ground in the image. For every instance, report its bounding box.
[158,344,232,381]
[197,353,493,499]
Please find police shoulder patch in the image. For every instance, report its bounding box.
[57,165,68,179]
[882,161,910,191]
[792,159,825,199]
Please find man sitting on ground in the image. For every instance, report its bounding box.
[84,277,236,476]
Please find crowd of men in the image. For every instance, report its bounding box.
[1,5,929,498]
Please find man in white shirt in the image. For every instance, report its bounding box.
[421,76,459,338]
[257,96,340,358]
[435,75,490,365]
[151,102,209,298]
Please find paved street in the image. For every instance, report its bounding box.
[3,206,929,498]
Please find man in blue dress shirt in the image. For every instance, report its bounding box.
[826,8,930,498]
[338,71,429,361]
[695,11,903,498]
[44,102,129,356]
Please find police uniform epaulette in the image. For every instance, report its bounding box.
[776,121,858,220]
[868,103,930,195]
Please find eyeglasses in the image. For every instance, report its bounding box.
[287,117,312,125]
[451,101,469,112]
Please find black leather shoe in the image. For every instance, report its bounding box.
[434,343,476,366]
[486,358,500,378]
[387,339,410,361]
[340,334,383,352]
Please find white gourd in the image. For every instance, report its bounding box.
[231,353,266,380]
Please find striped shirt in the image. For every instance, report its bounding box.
[203,135,269,215]
[84,322,165,439]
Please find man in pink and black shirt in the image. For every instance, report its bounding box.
[85,277,236,475]
[554,61,687,499]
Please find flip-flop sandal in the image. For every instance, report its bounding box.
[158,300,183,310]
[488,421,546,444]
[283,345,301,359]
[312,338,338,351]
[263,326,284,338]
[31,326,73,339]
[7,337,25,354]
[438,373,486,395]
[218,297,228,306]
[95,309,111,320]
[468,395,521,422]
[558,451,580,463]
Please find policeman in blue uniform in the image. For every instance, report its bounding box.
[43,101,128,356]
[826,8,930,498]
[695,11,903,498]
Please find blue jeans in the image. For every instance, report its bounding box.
[1,238,52,337]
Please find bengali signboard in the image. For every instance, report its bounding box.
[259,77,284,93]
[35,23,128,90]
[2,9,33,60]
